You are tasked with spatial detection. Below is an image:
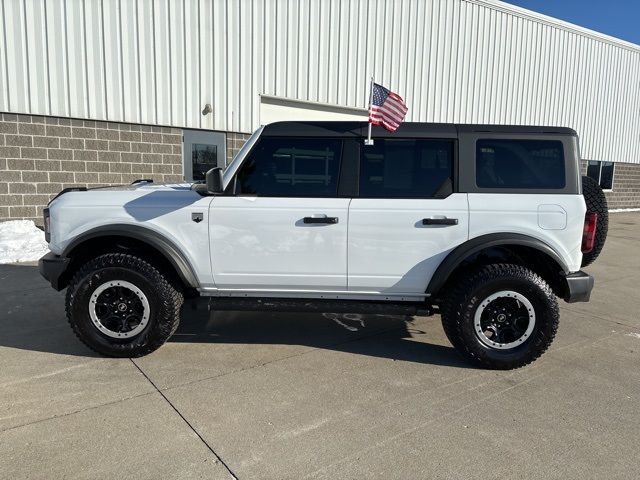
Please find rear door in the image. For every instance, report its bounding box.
[209,136,350,291]
[347,137,469,297]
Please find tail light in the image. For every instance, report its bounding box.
[43,207,51,243]
[581,212,598,253]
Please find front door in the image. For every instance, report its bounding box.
[209,136,349,291]
[183,129,227,181]
[348,138,469,296]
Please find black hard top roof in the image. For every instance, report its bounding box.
[261,121,577,138]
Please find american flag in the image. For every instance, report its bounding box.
[369,83,408,132]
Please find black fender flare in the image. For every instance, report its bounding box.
[62,224,200,288]
[426,233,570,296]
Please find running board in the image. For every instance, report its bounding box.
[204,297,434,316]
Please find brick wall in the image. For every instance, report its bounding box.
[580,160,640,209]
[0,113,184,224]
[226,132,251,165]
[4,115,637,225]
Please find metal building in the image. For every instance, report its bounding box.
[1,0,639,223]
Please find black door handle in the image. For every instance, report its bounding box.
[303,216,339,224]
[422,217,458,226]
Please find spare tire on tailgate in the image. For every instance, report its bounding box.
[581,175,608,267]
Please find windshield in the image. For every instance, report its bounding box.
[222,126,265,189]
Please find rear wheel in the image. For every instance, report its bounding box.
[441,264,559,369]
[66,253,183,357]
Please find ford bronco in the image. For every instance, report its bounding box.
[39,121,607,369]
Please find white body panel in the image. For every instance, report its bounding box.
[46,134,587,302]
[208,196,350,290]
[47,184,216,288]
[347,195,469,295]
[48,185,587,298]
[467,194,586,273]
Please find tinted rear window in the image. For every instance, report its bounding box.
[476,139,565,189]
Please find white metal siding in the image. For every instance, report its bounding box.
[0,0,638,163]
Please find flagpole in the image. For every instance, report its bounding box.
[365,76,374,146]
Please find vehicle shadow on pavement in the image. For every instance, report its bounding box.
[0,264,103,357]
[0,263,470,368]
[170,303,472,369]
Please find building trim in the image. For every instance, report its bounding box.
[470,0,640,53]
[259,94,369,116]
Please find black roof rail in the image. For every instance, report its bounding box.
[47,187,87,205]
[261,121,577,137]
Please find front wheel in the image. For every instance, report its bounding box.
[66,253,183,357]
[441,264,559,370]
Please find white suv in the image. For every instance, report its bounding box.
[39,121,607,369]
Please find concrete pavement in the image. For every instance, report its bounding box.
[1,213,639,479]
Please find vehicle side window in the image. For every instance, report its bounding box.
[476,139,565,189]
[236,138,343,197]
[359,139,454,198]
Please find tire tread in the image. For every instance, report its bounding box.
[65,253,183,357]
[581,175,608,267]
[441,263,559,370]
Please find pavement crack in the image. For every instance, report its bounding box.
[130,359,239,480]
[0,391,155,434]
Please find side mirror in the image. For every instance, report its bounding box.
[205,167,224,194]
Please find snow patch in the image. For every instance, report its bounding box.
[625,332,640,339]
[0,220,50,264]
[610,208,640,213]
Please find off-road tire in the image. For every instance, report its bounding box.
[66,253,183,357]
[581,175,608,267]
[441,264,559,370]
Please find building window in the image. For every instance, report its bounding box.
[183,130,227,182]
[586,161,614,190]
[191,144,218,181]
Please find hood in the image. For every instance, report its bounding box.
[48,181,196,204]
[94,181,195,192]
[48,181,203,210]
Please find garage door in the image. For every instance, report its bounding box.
[260,95,367,125]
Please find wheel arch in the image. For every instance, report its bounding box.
[427,233,570,300]
[60,224,200,291]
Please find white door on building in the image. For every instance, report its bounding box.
[183,130,227,182]
[209,135,349,291]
